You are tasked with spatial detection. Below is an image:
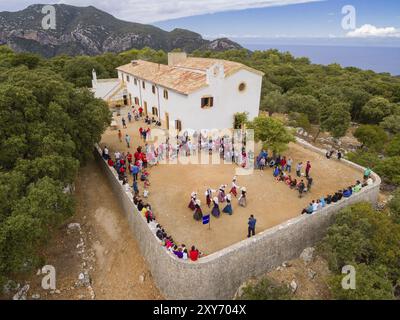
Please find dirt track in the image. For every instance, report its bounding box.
[13,161,162,300]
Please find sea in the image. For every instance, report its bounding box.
[245,44,400,76]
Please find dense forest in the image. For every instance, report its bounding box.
[0,45,399,298]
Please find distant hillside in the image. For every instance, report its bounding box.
[0,4,243,57]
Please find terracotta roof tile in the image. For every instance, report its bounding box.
[116,58,264,95]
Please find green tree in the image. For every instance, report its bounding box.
[385,135,400,157]
[381,115,400,135]
[360,97,393,124]
[286,94,320,124]
[346,150,381,169]
[261,90,287,116]
[0,53,110,284]
[62,56,108,87]
[374,157,400,186]
[318,202,400,282]
[319,102,352,139]
[329,264,394,300]
[234,112,248,129]
[288,112,311,132]
[388,189,400,224]
[354,125,388,152]
[247,115,295,155]
[240,277,292,300]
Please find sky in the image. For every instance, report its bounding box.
[1,0,399,45]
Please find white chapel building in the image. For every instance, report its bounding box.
[92,52,264,131]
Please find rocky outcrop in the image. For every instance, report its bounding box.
[0,4,243,57]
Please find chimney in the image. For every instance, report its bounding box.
[92,69,97,83]
[168,52,187,67]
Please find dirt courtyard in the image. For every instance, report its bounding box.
[100,106,362,255]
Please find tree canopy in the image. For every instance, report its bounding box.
[0,47,110,284]
[246,115,295,154]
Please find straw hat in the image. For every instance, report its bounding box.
[213,197,219,204]
[195,199,201,206]
[241,187,247,192]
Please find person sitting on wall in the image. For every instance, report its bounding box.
[301,203,314,215]
[352,181,362,193]
[312,200,319,212]
[343,187,352,198]
[182,248,189,260]
[189,246,200,261]
[107,158,114,167]
[364,167,372,180]
[137,199,144,211]
[362,176,374,187]
[320,197,326,208]
[332,192,340,203]
[337,190,343,201]
[173,246,184,259]
[133,195,140,206]
[325,194,332,204]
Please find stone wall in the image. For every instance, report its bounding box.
[94,141,381,300]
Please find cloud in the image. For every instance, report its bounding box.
[346,24,400,38]
[0,0,322,23]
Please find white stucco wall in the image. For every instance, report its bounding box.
[92,79,120,100]
[166,69,262,130]
[120,68,263,130]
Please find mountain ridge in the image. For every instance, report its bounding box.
[0,4,243,57]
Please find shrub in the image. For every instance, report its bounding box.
[374,156,400,186]
[240,277,292,300]
[319,202,400,297]
[329,264,394,300]
[388,189,400,224]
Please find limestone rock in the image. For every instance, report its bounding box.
[68,223,81,231]
[300,247,315,264]
[308,269,317,280]
[290,280,298,293]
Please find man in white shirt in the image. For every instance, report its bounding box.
[312,201,319,212]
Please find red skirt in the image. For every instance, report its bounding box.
[229,187,237,197]
[206,195,211,207]
[188,200,196,211]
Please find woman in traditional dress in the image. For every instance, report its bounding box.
[188,192,197,211]
[205,188,214,208]
[218,185,227,203]
[223,194,233,215]
[211,197,221,218]
[193,200,203,221]
[229,176,239,197]
[238,187,247,207]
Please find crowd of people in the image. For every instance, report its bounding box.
[255,150,314,198]
[101,109,206,261]
[300,167,374,215]
[188,176,248,221]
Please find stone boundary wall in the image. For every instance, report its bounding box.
[94,140,381,300]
